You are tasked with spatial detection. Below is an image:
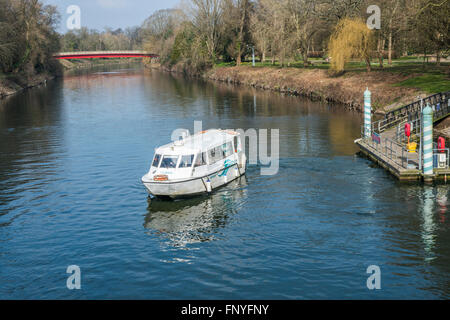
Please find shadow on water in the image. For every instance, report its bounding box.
[144,177,248,248]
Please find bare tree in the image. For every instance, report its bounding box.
[191,0,224,62]
[286,0,319,67]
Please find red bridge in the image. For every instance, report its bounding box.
[53,51,159,59]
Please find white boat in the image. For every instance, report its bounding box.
[142,129,247,199]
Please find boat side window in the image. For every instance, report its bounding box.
[223,142,233,157]
[233,136,238,153]
[215,146,224,162]
[160,155,179,169]
[208,148,217,164]
[194,152,207,167]
[152,154,161,168]
[179,155,194,168]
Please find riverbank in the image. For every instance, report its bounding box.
[0,72,55,99]
[205,67,434,113]
[150,62,449,113]
[60,58,143,71]
[0,58,143,99]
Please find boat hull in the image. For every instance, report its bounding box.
[142,163,246,199]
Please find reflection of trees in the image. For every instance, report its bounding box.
[63,63,145,93]
[327,111,362,155]
[144,177,248,248]
[142,69,362,157]
[0,80,63,222]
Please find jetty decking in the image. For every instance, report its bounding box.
[355,91,450,181]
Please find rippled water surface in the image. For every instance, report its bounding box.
[0,65,449,299]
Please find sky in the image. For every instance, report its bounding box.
[42,0,181,33]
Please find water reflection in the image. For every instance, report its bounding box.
[421,187,437,262]
[139,70,362,160]
[0,81,64,225]
[144,177,248,248]
[436,185,448,223]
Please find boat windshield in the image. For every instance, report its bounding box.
[160,155,179,169]
[179,155,194,168]
[152,154,161,167]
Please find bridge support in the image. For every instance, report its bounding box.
[422,103,434,181]
[364,88,372,138]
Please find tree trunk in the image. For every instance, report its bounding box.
[423,48,427,67]
[302,45,309,67]
[388,32,393,65]
[377,38,384,68]
[436,50,441,66]
[237,43,242,66]
[303,56,309,67]
[365,57,372,72]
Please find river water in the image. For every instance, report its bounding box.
[0,65,449,299]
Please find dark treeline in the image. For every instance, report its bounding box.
[0,0,60,76]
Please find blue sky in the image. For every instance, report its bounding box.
[42,0,180,33]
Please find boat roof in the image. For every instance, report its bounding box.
[155,129,239,155]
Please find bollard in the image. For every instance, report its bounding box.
[364,88,372,138]
[422,103,434,180]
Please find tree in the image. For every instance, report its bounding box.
[0,0,20,72]
[0,0,60,75]
[250,0,272,62]
[328,18,375,72]
[222,0,252,65]
[317,0,364,21]
[414,0,450,66]
[286,0,318,67]
[190,0,224,62]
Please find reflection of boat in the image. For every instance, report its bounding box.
[144,177,247,247]
[142,129,247,199]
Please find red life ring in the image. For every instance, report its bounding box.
[404,123,411,138]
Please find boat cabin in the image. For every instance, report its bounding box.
[149,129,243,180]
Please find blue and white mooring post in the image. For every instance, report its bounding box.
[364,88,372,138]
[422,103,434,179]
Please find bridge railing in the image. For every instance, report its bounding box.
[53,51,159,59]
[54,51,156,56]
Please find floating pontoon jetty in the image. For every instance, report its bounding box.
[355,91,450,182]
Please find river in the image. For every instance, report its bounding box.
[0,64,448,299]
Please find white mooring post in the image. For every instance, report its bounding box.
[422,103,434,180]
[364,88,372,138]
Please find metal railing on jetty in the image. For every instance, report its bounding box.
[360,127,419,170]
[382,91,450,131]
[359,91,450,172]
